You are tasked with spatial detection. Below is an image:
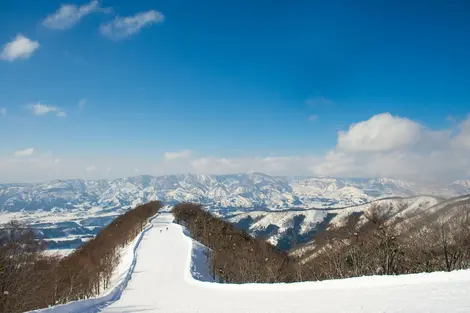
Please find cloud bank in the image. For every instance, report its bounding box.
[1,113,470,183]
[164,150,192,161]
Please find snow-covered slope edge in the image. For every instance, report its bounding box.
[26,213,160,313]
[190,240,218,282]
[179,221,470,291]
[34,213,470,313]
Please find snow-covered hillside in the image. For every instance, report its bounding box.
[32,212,470,313]
[327,195,441,228]
[1,173,469,251]
[2,173,469,213]
[227,196,442,249]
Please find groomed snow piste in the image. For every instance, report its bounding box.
[35,212,470,313]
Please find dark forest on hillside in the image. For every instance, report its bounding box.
[173,202,300,283]
[174,202,470,283]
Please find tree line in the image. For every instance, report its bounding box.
[300,203,470,280]
[173,203,299,283]
[0,201,162,313]
[173,202,470,284]
[1,199,469,311]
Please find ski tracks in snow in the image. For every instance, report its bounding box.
[38,212,470,313]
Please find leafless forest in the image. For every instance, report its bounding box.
[173,202,470,283]
[1,199,469,312]
[0,201,162,313]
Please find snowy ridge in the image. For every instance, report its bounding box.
[1,174,470,253]
[327,195,440,228]
[227,196,441,248]
[35,212,470,313]
[2,174,470,214]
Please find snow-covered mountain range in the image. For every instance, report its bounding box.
[1,173,469,212]
[1,173,469,251]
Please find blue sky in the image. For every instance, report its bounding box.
[0,0,470,182]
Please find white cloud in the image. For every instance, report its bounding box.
[100,10,164,40]
[85,165,97,172]
[31,103,55,115]
[29,103,66,117]
[191,157,235,173]
[163,150,192,161]
[309,114,470,182]
[451,117,470,150]
[184,114,470,182]
[43,0,109,30]
[78,98,87,109]
[2,113,470,183]
[14,148,34,157]
[188,156,316,176]
[1,35,39,61]
[308,115,318,122]
[0,108,6,116]
[337,113,421,152]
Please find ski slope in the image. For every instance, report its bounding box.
[41,212,470,313]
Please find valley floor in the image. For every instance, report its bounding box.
[43,211,470,313]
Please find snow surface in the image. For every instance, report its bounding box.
[2,174,467,254]
[27,213,159,313]
[35,211,470,313]
[41,249,75,257]
[226,196,439,246]
[328,196,439,228]
[3,174,468,216]
[228,209,328,245]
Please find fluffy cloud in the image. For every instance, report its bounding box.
[312,114,470,182]
[337,113,421,152]
[1,35,39,61]
[14,148,34,157]
[163,150,192,161]
[452,118,470,150]
[100,10,164,40]
[1,113,470,183]
[180,114,470,182]
[43,0,109,30]
[29,103,66,117]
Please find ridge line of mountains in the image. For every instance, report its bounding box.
[2,173,470,212]
[1,173,469,252]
